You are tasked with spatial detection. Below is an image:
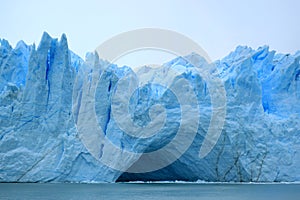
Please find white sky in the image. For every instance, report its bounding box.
[1,0,299,67]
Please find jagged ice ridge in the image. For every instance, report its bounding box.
[0,33,299,182]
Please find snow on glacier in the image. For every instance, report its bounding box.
[0,32,300,182]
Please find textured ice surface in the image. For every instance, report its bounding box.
[0,33,299,182]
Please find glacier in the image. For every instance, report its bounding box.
[0,32,300,182]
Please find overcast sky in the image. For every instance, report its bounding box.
[1,0,299,66]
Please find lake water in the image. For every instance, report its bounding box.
[0,183,299,200]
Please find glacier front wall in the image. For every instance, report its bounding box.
[0,33,299,182]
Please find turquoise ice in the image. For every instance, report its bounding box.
[0,33,299,182]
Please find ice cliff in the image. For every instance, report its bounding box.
[0,33,299,182]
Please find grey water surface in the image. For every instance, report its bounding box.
[0,183,299,200]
